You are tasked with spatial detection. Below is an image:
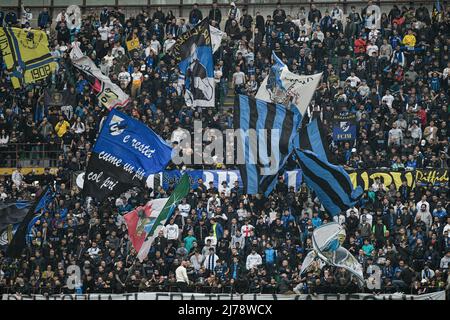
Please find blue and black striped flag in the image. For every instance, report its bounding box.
[234,95,302,196]
[296,117,331,162]
[6,186,55,258]
[294,149,363,216]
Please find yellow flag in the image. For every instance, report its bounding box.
[126,36,140,52]
[0,27,57,88]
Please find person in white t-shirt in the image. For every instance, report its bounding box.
[214,65,223,85]
[218,181,230,197]
[346,72,361,88]
[98,23,111,41]
[164,218,180,241]
[103,51,114,67]
[366,41,379,57]
[163,34,176,54]
[178,198,191,219]
[382,90,395,109]
[112,42,125,58]
[232,66,246,93]
[118,66,131,89]
[150,35,161,56]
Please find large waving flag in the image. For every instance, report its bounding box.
[7,186,55,258]
[124,198,168,254]
[234,95,302,196]
[70,43,129,109]
[256,51,322,116]
[172,18,215,107]
[0,27,57,88]
[137,174,190,262]
[83,109,172,202]
[294,149,363,216]
[295,117,331,162]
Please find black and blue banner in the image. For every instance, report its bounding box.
[295,149,363,216]
[83,109,172,202]
[6,186,55,258]
[172,18,215,107]
[234,95,302,196]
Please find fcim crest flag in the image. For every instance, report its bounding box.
[83,109,173,202]
[0,27,57,89]
[172,18,215,107]
[332,112,357,141]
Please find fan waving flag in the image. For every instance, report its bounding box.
[256,51,322,115]
[83,109,173,202]
[137,174,190,262]
[172,18,215,107]
[294,149,363,216]
[234,95,302,196]
[0,27,57,89]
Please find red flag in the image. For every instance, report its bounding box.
[123,202,153,253]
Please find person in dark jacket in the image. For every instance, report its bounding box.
[208,2,222,25]
[189,3,203,26]
[255,12,265,37]
[38,8,52,29]
[153,6,166,24]
[308,4,322,24]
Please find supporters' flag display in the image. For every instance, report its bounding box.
[124,198,169,254]
[7,186,55,258]
[301,222,364,285]
[297,117,331,162]
[210,25,226,53]
[172,18,214,107]
[126,35,140,53]
[137,174,190,262]
[295,149,363,216]
[0,27,57,89]
[256,51,322,115]
[234,95,302,196]
[83,109,172,202]
[332,112,357,141]
[70,43,130,109]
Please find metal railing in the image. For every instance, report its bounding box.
[0,143,63,169]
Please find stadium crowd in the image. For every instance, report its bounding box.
[0,1,449,296]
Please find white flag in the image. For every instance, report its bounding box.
[256,52,322,116]
[136,198,170,262]
[210,25,226,53]
[69,43,130,110]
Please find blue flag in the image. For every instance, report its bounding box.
[234,95,302,196]
[7,186,55,258]
[294,117,331,162]
[295,149,363,216]
[173,18,215,107]
[83,109,172,202]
